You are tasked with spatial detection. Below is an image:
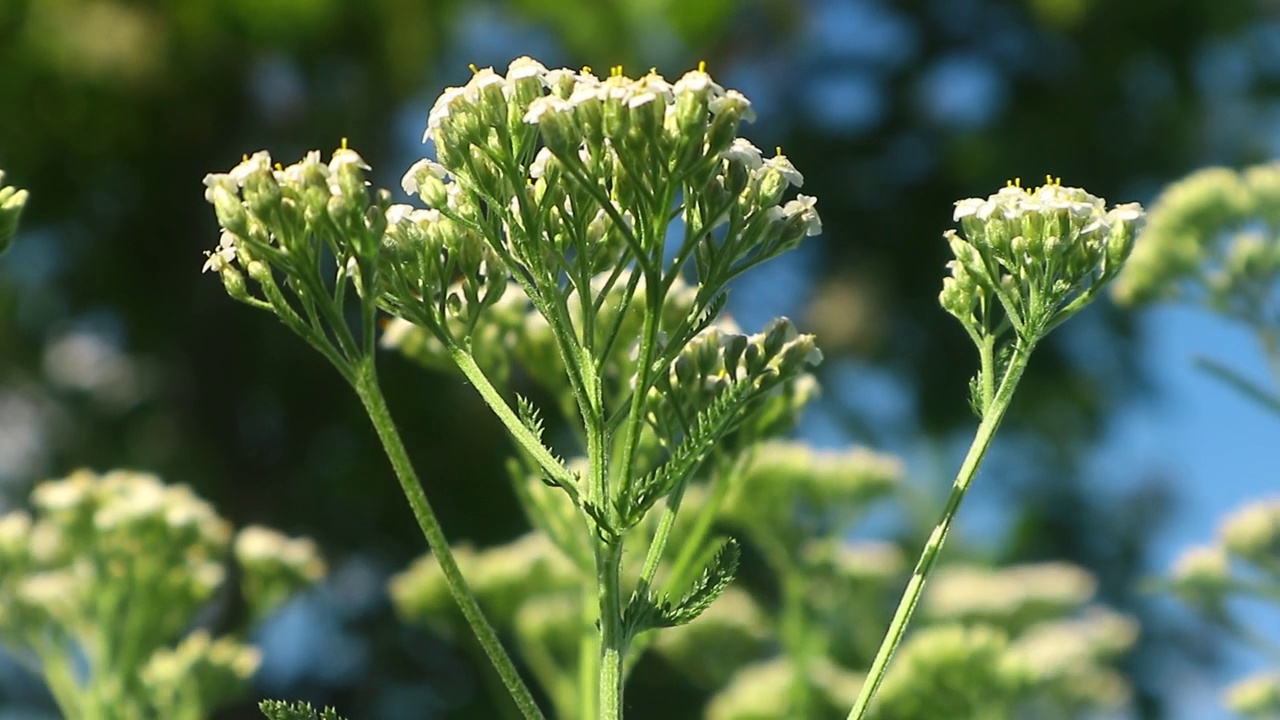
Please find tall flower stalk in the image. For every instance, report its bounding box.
[203,58,821,719]
[846,180,1144,718]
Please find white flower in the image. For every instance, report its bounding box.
[709,90,756,123]
[672,68,725,99]
[952,197,985,221]
[783,194,822,236]
[202,231,238,273]
[506,56,547,82]
[328,148,371,174]
[468,67,505,95]
[529,147,555,179]
[761,154,805,188]
[426,85,468,137]
[280,150,326,185]
[0,511,31,549]
[523,95,573,125]
[400,158,447,196]
[385,203,414,226]
[229,151,272,185]
[567,82,602,108]
[31,470,96,512]
[722,138,764,170]
[202,173,238,203]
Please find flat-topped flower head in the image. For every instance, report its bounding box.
[941,177,1145,341]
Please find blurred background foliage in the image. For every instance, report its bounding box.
[1,0,1278,717]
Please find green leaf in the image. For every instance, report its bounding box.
[967,374,983,419]
[515,392,574,492]
[516,393,547,442]
[624,537,740,636]
[259,700,349,720]
[623,379,755,528]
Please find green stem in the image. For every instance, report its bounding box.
[845,340,1034,720]
[352,360,546,720]
[782,569,813,718]
[447,344,579,495]
[578,583,600,720]
[596,539,627,720]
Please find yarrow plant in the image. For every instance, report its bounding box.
[1114,162,1280,718]
[200,56,1143,719]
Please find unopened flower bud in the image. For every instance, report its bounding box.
[210,185,249,236]
[329,147,371,202]
[706,91,755,156]
[243,168,282,217]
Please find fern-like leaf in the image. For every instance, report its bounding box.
[260,700,349,720]
[623,537,740,636]
[516,393,546,443]
[622,379,755,528]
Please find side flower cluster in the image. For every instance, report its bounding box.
[0,169,28,256]
[1168,498,1280,718]
[0,469,326,720]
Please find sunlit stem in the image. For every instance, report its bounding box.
[845,339,1035,720]
[352,359,546,720]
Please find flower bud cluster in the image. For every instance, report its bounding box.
[379,200,509,333]
[1170,497,1280,607]
[873,624,1031,718]
[0,469,325,719]
[380,280,529,383]
[1009,608,1138,708]
[235,524,327,622]
[719,440,901,552]
[942,180,1144,339]
[1113,163,1280,319]
[404,57,819,307]
[646,317,822,434]
[0,169,28,256]
[923,561,1098,628]
[390,532,578,637]
[705,656,862,720]
[141,630,263,716]
[202,148,388,310]
[1165,498,1280,717]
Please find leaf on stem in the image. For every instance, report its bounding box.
[622,380,755,528]
[259,700,349,720]
[623,537,740,637]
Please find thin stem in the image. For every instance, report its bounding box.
[447,344,579,495]
[1193,354,1280,417]
[845,339,1035,720]
[352,360,546,720]
[578,583,600,720]
[781,569,813,718]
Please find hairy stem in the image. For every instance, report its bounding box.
[353,360,546,720]
[596,539,626,720]
[845,340,1034,720]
